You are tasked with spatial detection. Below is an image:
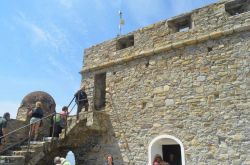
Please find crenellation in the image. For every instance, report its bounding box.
[82,1,250,73]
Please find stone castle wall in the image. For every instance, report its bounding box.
[80,0,250,164]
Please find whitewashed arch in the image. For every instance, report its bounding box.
[148,135,185,165]
[66,151,75,164]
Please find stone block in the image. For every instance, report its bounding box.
[197,34,209,42]
[165,99,174,106]
[209,31,223,39]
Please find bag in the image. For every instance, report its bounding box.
[53,114,61,123]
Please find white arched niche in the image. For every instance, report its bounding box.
[148,135,185,165]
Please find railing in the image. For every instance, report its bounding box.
[0,96,77,155]
[0,112,55,155]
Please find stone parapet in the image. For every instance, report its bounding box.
[81,21,250,73]
[82,0,250,71]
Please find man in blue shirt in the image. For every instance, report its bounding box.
[74,86,89,122]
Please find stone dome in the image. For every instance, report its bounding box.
[21,91,55,108]
[17,91,56,121]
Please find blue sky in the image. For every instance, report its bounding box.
[0,0,218,120]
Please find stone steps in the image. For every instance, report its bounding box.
[0,140,50,165]
[11,150,35,156]
[0,156,25,165]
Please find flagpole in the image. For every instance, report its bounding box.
[119,10,122,36]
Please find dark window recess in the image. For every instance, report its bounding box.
[225,0,250,16]
[116,35,134,50]
[207,47,213,52]
[145,60,149,68]
[168,14,192,33]
[94,73,106,110]
[162,145,182,165]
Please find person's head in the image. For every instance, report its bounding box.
[107,154,113,163]
[153,161,160,165]
[54,156,61,164]
[153,154,163,163]
[3,112,10,121]
[35,101,42,108]
[62,106,68,112]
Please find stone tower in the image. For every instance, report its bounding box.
[79,0,250,164]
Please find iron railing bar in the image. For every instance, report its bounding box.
[67,96,75,108]
[69,103,77,114]
[64,102,76,138]
[0,95,79,155]
[0,112,56,139]
[0,122,50,155]
[0,137,28,155]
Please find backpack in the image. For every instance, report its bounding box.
[53,114,61,123]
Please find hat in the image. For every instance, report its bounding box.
[54,156,61,164]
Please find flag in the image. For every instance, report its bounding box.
[120,19,125,25]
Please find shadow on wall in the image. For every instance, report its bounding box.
[36,113,124,165]
[71,118,125,165]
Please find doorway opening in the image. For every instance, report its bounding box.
[94,72,106,110]
[163,145,182,165]
[148,135,185,165]
[65,151,76,165]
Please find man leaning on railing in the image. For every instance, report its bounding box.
[0,112,10,151]
[74,86,89,123]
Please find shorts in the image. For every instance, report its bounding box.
[30,117,41,125]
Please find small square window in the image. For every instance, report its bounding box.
[116,35,134,50]
[168,14,192,33]
[225,0,250,16]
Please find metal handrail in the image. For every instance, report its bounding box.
[0,95,77,155]
[0,116,54,155]
[67,96,75,109]
[0,95,76,140]
[68,103,77,114]
[0,112,56,140]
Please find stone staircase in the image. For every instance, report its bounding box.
[0,111,108,165]
[0,141,54,165]
[59,111,108,140]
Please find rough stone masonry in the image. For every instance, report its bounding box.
[79,0,250,164]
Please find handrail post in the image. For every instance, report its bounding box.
[64,114,67,138]
[67,96,75,108]
[27,124,32,153]
[64,103,76,137]
[51,112,55,141]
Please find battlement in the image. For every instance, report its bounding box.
[81,0,250,73]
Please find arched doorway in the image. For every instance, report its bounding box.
[66,151,76,165]
[148,135,185,165]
